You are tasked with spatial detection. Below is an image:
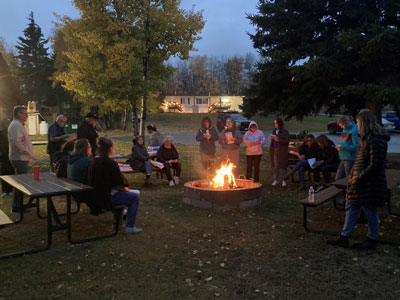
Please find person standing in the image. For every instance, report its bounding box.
[219,117,243,175]
[269,118,290,187]
[77,112,99,157]
[157,136,181,187]
[328,109,389,250]
[335,116,358,180]
[243,121,266,182]
[8,106,34,213]
[47,114,76,165]
[146,125,163,148]
[196,117,219,171]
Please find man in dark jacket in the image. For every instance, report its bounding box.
[47,114,76,165]
[157,136,181,186]
[129,136,153,187]
[77,113,99,157]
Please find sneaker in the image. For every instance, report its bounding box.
[271,180,279,186]
[125,226,143,234]
[169,180,175,187]
[173,176,179,185]
[352,238,377,250]
[1,192,8,198]
[282,180,287,187]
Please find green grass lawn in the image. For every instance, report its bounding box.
[1,142,400,299]
[104,113,337,136]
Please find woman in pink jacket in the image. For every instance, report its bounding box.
[243,121,266,182]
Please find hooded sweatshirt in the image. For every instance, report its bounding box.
[67,155,91,183]
[196,126,219,155]
[243,121,266,155]
[339,122,359,161]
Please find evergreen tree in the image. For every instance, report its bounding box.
[243,0,400,120]
[16,12,54,105]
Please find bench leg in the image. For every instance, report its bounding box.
[302,204,338,236]
[67,194,119,245]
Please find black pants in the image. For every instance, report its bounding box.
[0,158,14,194]
[163,162,181,181]
[246,155,262,182]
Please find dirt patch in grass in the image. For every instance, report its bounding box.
[1,143,400,299]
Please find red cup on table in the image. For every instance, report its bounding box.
[33,165,40,180]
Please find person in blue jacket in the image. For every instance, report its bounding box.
[335,116,359,180]
[196,117,219,171]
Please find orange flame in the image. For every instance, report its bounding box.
[210,162,237,189]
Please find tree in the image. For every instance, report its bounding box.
[243,0,400,121]
[16,12,55,105]
[56,0,204,132]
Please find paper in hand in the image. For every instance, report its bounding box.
[225,132,234,144]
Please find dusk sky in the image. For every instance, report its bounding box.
[0,0,259,58]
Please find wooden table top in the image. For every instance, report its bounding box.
[0,172,93,197]
[331,169,400,189]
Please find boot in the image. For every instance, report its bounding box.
[327,235,350,248]
[353,237,377,250]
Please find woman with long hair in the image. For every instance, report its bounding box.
[315,135,339,184]
[87,137,142,234]
[328,109,389,250]
[219,117,243,176]
[67,139,91,183]
[269,118,290,187]
[196,116,219,171]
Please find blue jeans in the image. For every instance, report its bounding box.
[112,190,140,228]
[341,202,379,240]
[315,163,339,183]
[291,160,309,185]
[335,160,354,180]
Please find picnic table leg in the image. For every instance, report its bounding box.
[302,204,338,236]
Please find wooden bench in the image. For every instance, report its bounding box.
[297,186,344,235]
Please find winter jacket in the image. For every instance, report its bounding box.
[346,133,389,207]
[196,126,219,156]
[318,140,340,165]
[298,143,319,159]
[67,155,91,183]
[243,121,266,155]
[77,121,98,157]
[219,127,243,151]
[129,144,150,171]
[269,128,290,169]
[157,143,179,163]
[8,119,34,161]
[339,122,358,161]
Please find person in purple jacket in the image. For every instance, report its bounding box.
[243,121,266,182]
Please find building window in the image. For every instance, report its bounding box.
[196,98,208,105]
[180,97,190,105]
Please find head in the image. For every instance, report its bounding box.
[356,109,382,144]
[316,135,330,149]
[337,115,352,130]
[13,106,28,123]
[97,137,114,157]
[164,135,174,148]
[225,117,234,129]
[72,139,91,157]
[249,123,257,133]
[61,141,75,155]
[56,114,68,128]
[147,125,156,134]
[303,134,316,147]
[85,112,98,127]
[133,135,144,145]
[201,117,212,129]
[274,118,284,130]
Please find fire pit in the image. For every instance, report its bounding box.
[183,163,263,210]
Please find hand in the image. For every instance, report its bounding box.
[124,187,130,192]
[299,155,305,160]
[350,177,358,185]
[336,144,341,151]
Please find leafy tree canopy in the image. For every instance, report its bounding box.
[243,0,400,120]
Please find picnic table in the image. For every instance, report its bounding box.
[0,172,93,259]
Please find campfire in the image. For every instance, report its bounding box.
[209,162,237,189]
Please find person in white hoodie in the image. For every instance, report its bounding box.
[243,121,266,182]
[8,106,34,213]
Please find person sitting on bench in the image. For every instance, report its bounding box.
[67,139,91,183]
[87,137,142,234]
[129,135,152,187]
[157,136,181,187]
[284,134,319,190]
[314,135,340,184]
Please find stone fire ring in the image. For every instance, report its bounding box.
[184,179,263,210]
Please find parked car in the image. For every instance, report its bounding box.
[327,118,395,134]
[216,112,251,133]
[382,111,400,129]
